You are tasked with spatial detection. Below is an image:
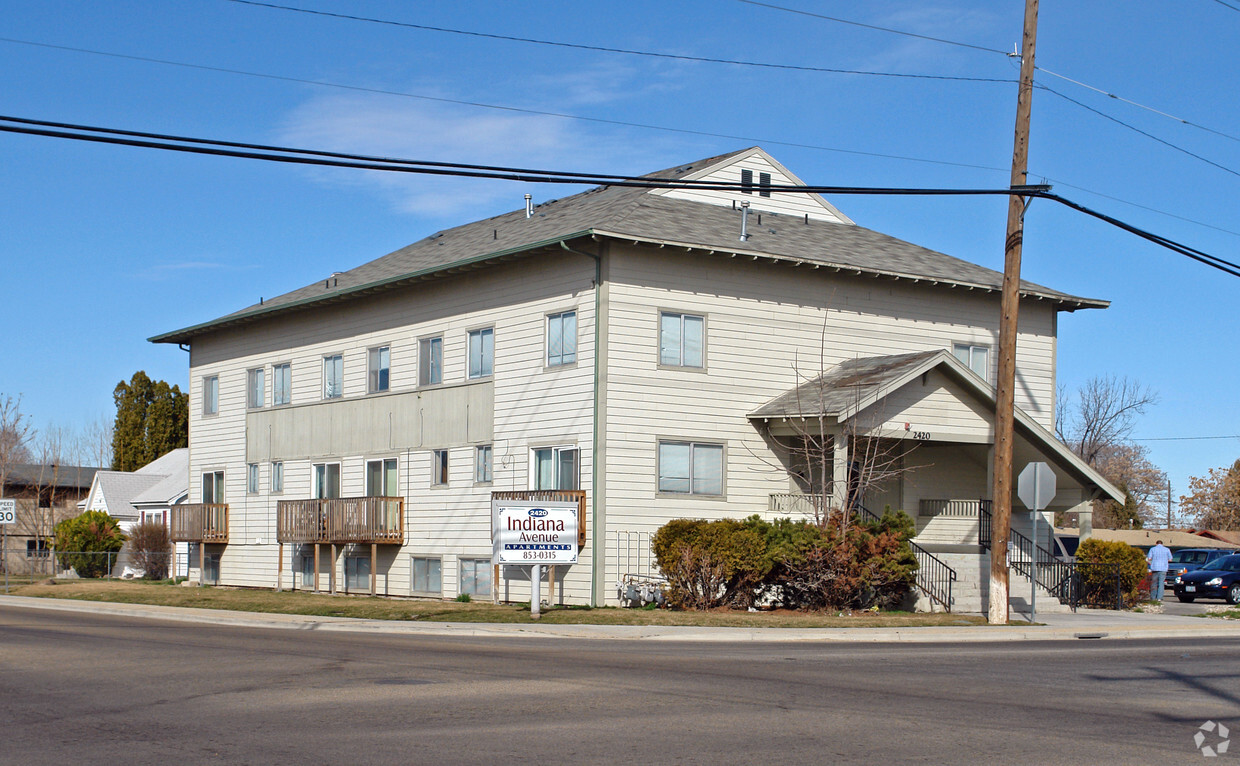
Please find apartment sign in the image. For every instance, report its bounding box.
[492,501,578,565]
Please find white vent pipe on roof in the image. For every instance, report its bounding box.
[525,193,533,218]
[739,201,751,242]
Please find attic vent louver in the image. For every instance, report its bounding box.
[740,168,753,194]
[759,172,771,198]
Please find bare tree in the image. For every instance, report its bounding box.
[1181,460,1240,530]
[1056,376,1157,466]
[1056,376,1165,529]
[0,394,34,491]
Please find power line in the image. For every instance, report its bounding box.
[223,0,1013,84]
[1212,0,1240,12]
[3,113,1237,278]
[1134,435,1240,442]
[735,0,1009,55]
[1039,84,1240,179]
[746,0,1240,145]
[0,36,1008,174]
[4,36,1236,239]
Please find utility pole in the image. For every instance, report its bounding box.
[989,0,1040,626]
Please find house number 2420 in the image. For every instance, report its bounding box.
[911,431,931,441]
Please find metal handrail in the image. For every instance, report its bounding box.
[976,501,1125,610]
[857,503,954,612]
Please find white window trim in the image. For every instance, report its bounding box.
[546,309,578,369]
[410,555,444,596]
[656,439,727,498]
[475,445,493,485]
[322,354,344,400]
[272,362,292,407]
[528,444,579,491]
[952,343,990,381]
[657,310,707,371]
[418,334,444,387]
[247,463,260,495]
[365,457,399,496]
[270,460,284,494]
[202,375,219,416]
[431,449,449,488]
[467,326,495,380]
[311,462,342,500]
[368,345,391,394]
[246,367,265,410]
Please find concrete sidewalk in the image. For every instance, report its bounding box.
[2,594,1238,643]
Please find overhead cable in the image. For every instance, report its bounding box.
[222,0,1013,83]
[2,113,1236,278]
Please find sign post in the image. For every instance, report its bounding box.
[0,498,16,593]
[1017,462,1056,623]
[492,500,578,620]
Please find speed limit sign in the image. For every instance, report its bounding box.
[0,499,15,524]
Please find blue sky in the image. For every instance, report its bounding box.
[2,1,1237,512]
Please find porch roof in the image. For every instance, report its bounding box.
[748,350,1125,504]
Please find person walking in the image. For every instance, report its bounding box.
[1147,540,1172,601]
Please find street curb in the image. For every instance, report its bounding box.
[5,594,1240,643]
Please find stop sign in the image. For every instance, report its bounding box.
[1018,462,1056,511]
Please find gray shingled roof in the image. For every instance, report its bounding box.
[151,149,1106,344]
[4,464,99,490]
[749,351,942,419]
[91,471,166,520]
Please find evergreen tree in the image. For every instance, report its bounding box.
[111,372,187,471]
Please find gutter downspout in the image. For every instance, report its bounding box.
[560,239,604,606]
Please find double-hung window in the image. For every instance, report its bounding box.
[272,363,291,406]
[475,445,493,484]
[953,343,990,381]
[202,375,219,416]
[659,312,704,368]
[323,355,344,399]
[247,368,265,409]
[658,441,724,495]
[468,327,494,379]
[532,446,578,491]
[312,463,341,499]
[247,463,260,494]
[366,458,398,496]
[368,346,390,393]
[270,461,284,493]
[419,337,442,386]
[547,311,577,367]
[202,470,225,504]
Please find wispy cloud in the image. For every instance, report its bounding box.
[275,70,693,219]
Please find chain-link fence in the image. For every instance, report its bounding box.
[1,546,188,586]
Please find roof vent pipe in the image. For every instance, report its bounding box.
[524,193,533,218]
[739,201,751,242]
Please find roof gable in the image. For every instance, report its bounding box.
[652,147,853,224]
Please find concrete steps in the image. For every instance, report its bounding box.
[914,547,1074,615]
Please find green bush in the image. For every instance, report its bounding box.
[651,519,768,609]
[652,509,918,611]
[1074,538,1147,605]
[54,510,126,578]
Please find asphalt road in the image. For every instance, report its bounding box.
[2,606,1238,765]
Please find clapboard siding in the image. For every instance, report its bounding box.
[187,251,597,600]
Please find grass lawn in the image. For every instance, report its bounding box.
[7,579,989,628]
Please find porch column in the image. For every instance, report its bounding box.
[370,543,377,596]
[313,543,320,592]
[276,543,283,592]
[831,434,849,512]
[330,543,337,594]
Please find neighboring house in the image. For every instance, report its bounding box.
[79,449,190,576]
[150,147,1123,612]
[1,463,98,576]
[1056,527,1238,552]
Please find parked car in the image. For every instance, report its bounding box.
[1174,554,1240,604]
[1164,548,1240,590]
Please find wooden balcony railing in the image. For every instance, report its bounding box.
[276,497,404,544]
[492,490,587,547]
[170,503,229,543]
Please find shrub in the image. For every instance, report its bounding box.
[1074,538,1147,606]
[652,519,768,609]
[652,509,918,611]
[128,520,172,579]
[54,510,126,578]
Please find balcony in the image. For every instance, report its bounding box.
[276,497,404,545]
[919,499,987,518]
[170,503,229,543]
[769,493,828,517]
